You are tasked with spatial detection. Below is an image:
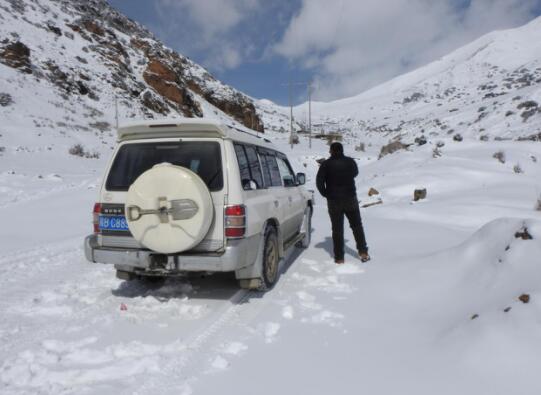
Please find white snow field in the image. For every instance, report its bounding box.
[2,1,541,393]
[1,132,541,395]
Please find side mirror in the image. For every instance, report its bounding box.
[296,173,306,186]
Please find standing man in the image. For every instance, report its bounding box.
[316,142,370,264]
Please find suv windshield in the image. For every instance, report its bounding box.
[106,141,223,191]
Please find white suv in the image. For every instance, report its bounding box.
[84,119,313,290]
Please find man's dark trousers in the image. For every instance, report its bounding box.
[327,197,368,260]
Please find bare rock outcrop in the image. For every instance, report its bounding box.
[378,141,410,159]
[143,59,202,117]
[0,41,32,73]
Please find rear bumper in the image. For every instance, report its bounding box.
[84,234,260,273]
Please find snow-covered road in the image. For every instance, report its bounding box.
[0,195,466,395]
[2,137,541,395]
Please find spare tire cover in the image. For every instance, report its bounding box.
[125,163,213,254]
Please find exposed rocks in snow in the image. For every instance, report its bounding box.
[493,151,506,164]
[521,109,539,122]
[88,121,111,132]
[141,90,170,115]
[4,0,25,14]
[46,23,62,36]
[413,188,427,202]
[513,163,523,174]
[453,134,463,142]
[514,227,532,240]
[403,92,424,104]
[143,59,202,117]
[475,111,488,123]
[471,314,479,320]
[517,132,541,142]
[43,60,97,100]
[378,140,409,159]
[414,135,427,146]
[517,100,539,122]
[81,19,106,37]
[0,93,13,107]
[188,79,264,131]
[68,144,99,159]
[519,294,531,304]
[0,0,267,134]
[368,188,379,196]
[0,40,32,73]
[432,147,442,158]
[503,307,512,313]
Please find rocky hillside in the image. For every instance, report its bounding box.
[0,0,264,155]
[259,17,541,145]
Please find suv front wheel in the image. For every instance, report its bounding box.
[296,206,312,249]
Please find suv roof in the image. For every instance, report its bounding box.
[117,118,275,149]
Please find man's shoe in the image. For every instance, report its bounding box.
[335,259,345,264]
[359,252,371,263]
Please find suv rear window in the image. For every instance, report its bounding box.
[106,142,223,191]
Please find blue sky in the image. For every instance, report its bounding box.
[108,0,541,105]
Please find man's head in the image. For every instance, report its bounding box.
[330,142,344,157]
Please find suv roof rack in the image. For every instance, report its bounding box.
[228,125,263,141]
[117,119,272,147]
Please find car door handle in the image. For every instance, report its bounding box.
[274,200,279,208]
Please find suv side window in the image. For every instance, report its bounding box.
[276,157,296,187]
[259,151,271,187]
[244,145,264,189]
[265,154,282,187]
[234,144,252,189]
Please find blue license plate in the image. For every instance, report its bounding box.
[99,215,129,231]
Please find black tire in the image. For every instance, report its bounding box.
[259,226,280,291]
[296,206,312,249]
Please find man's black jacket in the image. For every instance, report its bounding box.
[316,153,358,199]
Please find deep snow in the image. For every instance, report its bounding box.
[1,133,541,395]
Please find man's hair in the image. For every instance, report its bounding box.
[330,142,344,156]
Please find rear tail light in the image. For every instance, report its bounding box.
[93,203,101,234]
[225,205,246,239]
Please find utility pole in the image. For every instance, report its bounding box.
[282,81,311,149]
[308,81,313,149]
[289,81,293,148]
[114,95,119,129]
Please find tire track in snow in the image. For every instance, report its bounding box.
[136,249,305,394]
[136,288,253,394]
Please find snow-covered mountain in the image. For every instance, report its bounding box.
[0,0,264,158]
[260,17,541,143]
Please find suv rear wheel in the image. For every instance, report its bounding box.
[260,226,279,291]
